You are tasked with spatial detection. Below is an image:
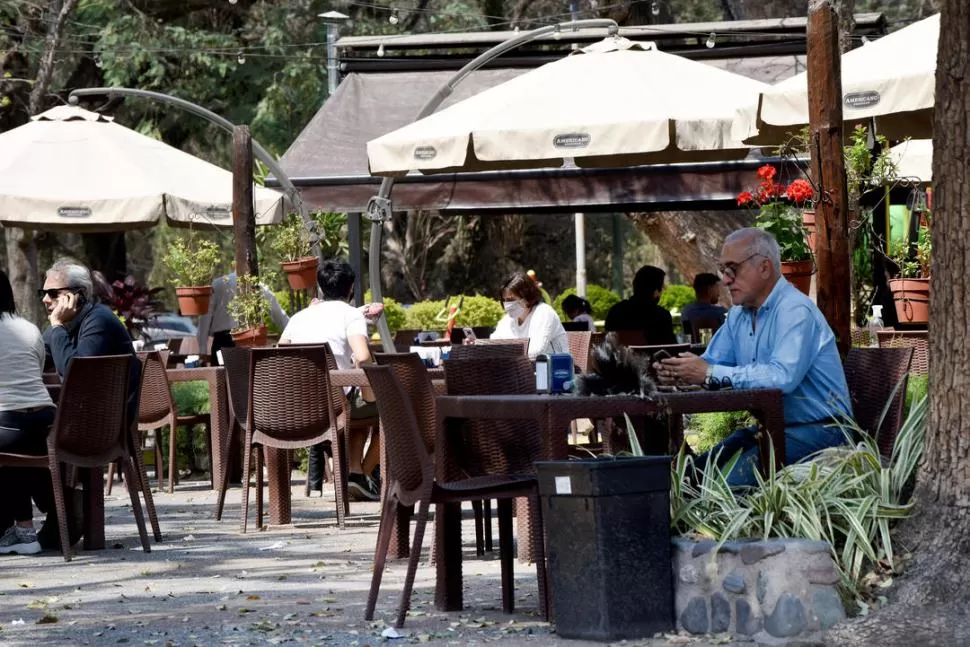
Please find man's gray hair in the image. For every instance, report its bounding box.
[724,228,781,274]
[46,258,94,296]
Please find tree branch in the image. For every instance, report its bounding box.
[28,0,79,115]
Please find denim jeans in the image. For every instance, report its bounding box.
[0,407,56,523]
[700,422,848,488]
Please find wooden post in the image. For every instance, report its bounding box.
[232,125,258,277]
[807,1,851,357]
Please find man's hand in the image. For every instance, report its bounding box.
[49,291,80,327]
[655,352,709,386]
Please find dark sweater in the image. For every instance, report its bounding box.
[43,302,141,424]
[604,297,677,346]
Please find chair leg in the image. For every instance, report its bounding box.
[255,447,264,530]
[168,425,178,494]
[121,458,151,553]
[497,498,514,614]
[472,500,485,556]
[240,437,254,534]
[47,457,72,562]
[128,427,162,543]
[215,422,239,522]
[396,499,430,629]
[530,493,550,621]
[204,421,214,490]
[331,430,348,529]
[484,500,493,552]
[365,496,399,621]
[106,462,115,495]
[154,432,164,487]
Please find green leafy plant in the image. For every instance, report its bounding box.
[161,237,222,287]
[405,299,446,331]
[311,211,349,259]
[844,125,898,192]
[454,295,505,328]
[553,285,622,321]
[227,274,269,332]
[269,214,313,262]
[739,165,814,263]
[364,291,409,334]
[889,221,931,279]
[686,411,755,453]
[659,284,696,314]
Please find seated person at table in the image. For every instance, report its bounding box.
[0,270,56,555]
[279,260,380,501]
[490,272,568,359]
[681,272,728,339]
[604,265,676,345]
[655,228,851,487]
[562,294,596,332]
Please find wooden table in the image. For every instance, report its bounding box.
[432,389,785,612]
[166,367,234,490]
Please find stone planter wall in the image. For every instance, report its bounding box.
[672,537,846,640]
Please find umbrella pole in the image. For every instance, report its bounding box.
[365,18,620,352]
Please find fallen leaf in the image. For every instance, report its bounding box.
[36,614,58,624]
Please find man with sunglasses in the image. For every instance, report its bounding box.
[655,228,851,487]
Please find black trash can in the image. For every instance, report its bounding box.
[537,456,674,641]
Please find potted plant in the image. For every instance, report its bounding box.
[227,273,270,347]
[738,165,815,295]
[104,275,165,340]
[888,220,931,325]
[161,237,222,316]
[271,214,318,291]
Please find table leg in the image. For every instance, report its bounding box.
[207,374,239,489]
[265,447,292,525]
[434,501,463,611]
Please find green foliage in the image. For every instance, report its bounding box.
[889,221,932,279]
[671,395,928,602]
[381,296,408,333]
[553,285,622,321]
[904,375,927,417]
[171,381,210,416]
[659,284,695,313]
[161,237,222,287]
[227,274,269,332]
[312,212,350,260]
[755,206,812,263]
[844,125,897,190]
[269,214,313,262]
[168,381,211,472]
[454,295,505,328]
[686,411,754,453]
[405,300,446,331]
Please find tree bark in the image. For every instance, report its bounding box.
[825,0,970,642]
[232,125,257,277]
[28,0,79,115]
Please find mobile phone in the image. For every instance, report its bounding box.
[462,327,476,341]
[652,349,672,363]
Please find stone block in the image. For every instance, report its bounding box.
[722,570,746,594]
[679,564,699,584]
[680,596,709,634]
[812,588,846,630]
[711,592,731,633]
[741,541,787,565]
[736,598,762,635]
[757,570,768,603]
[764,593,807,637]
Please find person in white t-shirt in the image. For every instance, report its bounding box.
[279,260,380,501]
[490,272,568,359]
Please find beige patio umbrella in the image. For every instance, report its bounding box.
[735,13,939,145]
[0,105,286,232]
[889,139,933,183]
[366,36,769,176]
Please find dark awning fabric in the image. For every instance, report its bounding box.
[275,55,806,214]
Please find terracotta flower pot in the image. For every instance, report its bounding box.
[889,278,930,325]
[781,260,814,296]
[231,325,269,348]
[802,210,817,254]
[281,256,319,291]
[175,286,213,316]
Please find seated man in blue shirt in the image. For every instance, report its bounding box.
[656,228,851,487]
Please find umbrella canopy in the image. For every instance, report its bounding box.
[735,14,939,145]
[889,139,933,182]
[366,37,769,176]
[0,106,286,232]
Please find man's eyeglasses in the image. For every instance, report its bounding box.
[37,287,71,299]
[717,253,763,280]
[702,375,733,391]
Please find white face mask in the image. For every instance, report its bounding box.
[504,299,527,320]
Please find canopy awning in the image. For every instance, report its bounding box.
[276,54,806,213]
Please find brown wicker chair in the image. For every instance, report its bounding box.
[877,330,929,375]
[566,330,592,373]
[843,347,914,457]
[237,345,347,532]
[448,338,528,360]
[0,355,151,561]
[215,347,255,521]
[687,315,724,344]
[130,351,211,494]
[362,364,547,628]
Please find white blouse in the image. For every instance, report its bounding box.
[491,302,569,359]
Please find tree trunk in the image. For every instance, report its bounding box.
[82,233,128,282]
[825,0,970,642]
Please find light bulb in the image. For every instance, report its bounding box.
[513,25,520,33]
[651,1,660,16]
[377,43,385,57]
[553,25,562,40]
[228,0,238,4]
[705,32,716,48]
[388,12,399,24]
[861,36,870,44]
[236,51,246,64]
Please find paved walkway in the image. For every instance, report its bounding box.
[0,476,755,647]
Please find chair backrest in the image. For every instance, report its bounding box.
[688,316,724,344]
[441,356,542,477]
[221,346,252,428]
[566,330,593,373]
[248,345,335,447]
[843,347,914,457]
[136,351,176,426]
[50,355,133,466]
[877,330,929,375]
[449,339,528,360]
[362,365,434,500]
[393,329,421,351]
[374,353,437,451]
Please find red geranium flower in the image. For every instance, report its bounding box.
[785,179,814,203]
[737,191,754,206]
[756,164,777,182]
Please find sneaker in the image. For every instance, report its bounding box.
[348,473,380,502]
[0,525,41,555]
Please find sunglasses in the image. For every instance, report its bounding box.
[37,287,74,299]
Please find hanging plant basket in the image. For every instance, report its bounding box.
[889,278,930,325]
[175,286,213,316]
[781,260,813,296]
[231,325,269,348]
[281,256,319,291]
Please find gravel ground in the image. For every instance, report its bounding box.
[0,476,758,647]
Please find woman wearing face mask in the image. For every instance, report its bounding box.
[490,272,568,359]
